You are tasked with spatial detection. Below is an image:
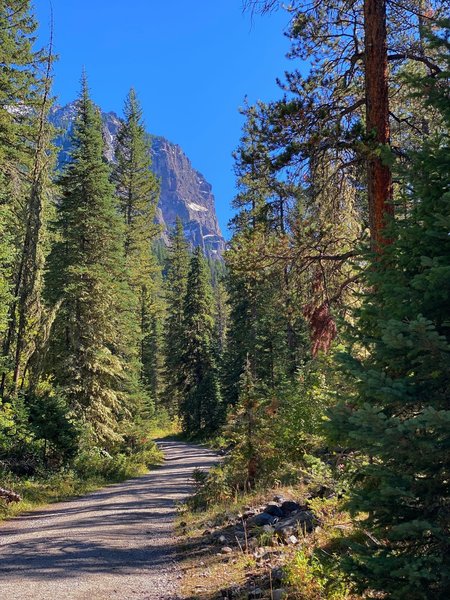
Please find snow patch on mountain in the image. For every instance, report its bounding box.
[188,202,208,212]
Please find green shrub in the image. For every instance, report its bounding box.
[28,382,80,468]
[285,548,353,600]
[74,442,161,482]
[189,465,234,509]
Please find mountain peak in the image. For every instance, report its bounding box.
[50,103,225,258]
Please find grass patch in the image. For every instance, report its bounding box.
[176,486,303,599]
[177,484,362,600]
[0,471,118,521]
[149,417,183,440]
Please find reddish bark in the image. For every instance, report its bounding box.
[364,0,394,250]
[304,301,337,356]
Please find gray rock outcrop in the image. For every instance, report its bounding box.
[49,102,226,258]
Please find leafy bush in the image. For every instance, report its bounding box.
[28,382,80,468]
[74,440,162,482]
[275,354,348,459]
[0,382,80,476]
[285,548,354,600]
[189,465,234,509]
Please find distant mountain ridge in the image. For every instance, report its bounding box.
[49,102,226,258]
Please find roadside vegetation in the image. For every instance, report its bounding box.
[177,481,362,599]
[0,417,175,522]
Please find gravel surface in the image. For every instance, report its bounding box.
[0,440,217,600]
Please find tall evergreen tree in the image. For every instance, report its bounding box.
[46,77,134,444]
[142,266,166,407]
[113,88,159,276]
[11,45,55,395]
[214,278,229,358]
[330,30,450,597]
[179,247,221,435]
[112,88,162,400]
[223,217,307,407]
[0,0,52,399]
[164,218,190,414]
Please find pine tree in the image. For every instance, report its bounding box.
[0,0,52,399]
[11,46,55,395]
[113,88,159,283]
[214,278,229,357]
[243,1,447,246]
[225,358,273,490]
[329,29,450,598]
[141,267,166,407]
[179,247,221,435]
[112,88,161,401]
[164,218,190,414]
[223,222,306,408]
[45,77,134,444]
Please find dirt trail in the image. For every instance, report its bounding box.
[0,440,217,600]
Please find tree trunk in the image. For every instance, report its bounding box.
[364,0,393,250]
[10,29,54,395]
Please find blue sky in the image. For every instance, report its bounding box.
[34,1,293,237]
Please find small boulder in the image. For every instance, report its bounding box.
[221,588,240,599]
[247,512,277,527]
[247,537,259,550]
[221,546,233,554]
[287,534,299,545]
[281,500,302,515]
[248,588,262,599]
[276,525,296,541]
[264,502,284,518]
[272,590,286,600]
[271,567,284,585]
[274,510,315,534]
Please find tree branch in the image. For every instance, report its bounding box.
[388,53,442,74]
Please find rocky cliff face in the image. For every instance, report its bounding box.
[50,102,226,258]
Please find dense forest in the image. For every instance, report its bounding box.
[1,1,449,598]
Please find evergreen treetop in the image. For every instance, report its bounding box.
[113,88,160,282]
[46,76,134,443]
[164,217,190,413]
[179,246,221,435]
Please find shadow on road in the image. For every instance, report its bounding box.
[0,440,217,590]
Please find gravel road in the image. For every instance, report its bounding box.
[0,440,217,600]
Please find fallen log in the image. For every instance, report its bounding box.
[0,487,22,504]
